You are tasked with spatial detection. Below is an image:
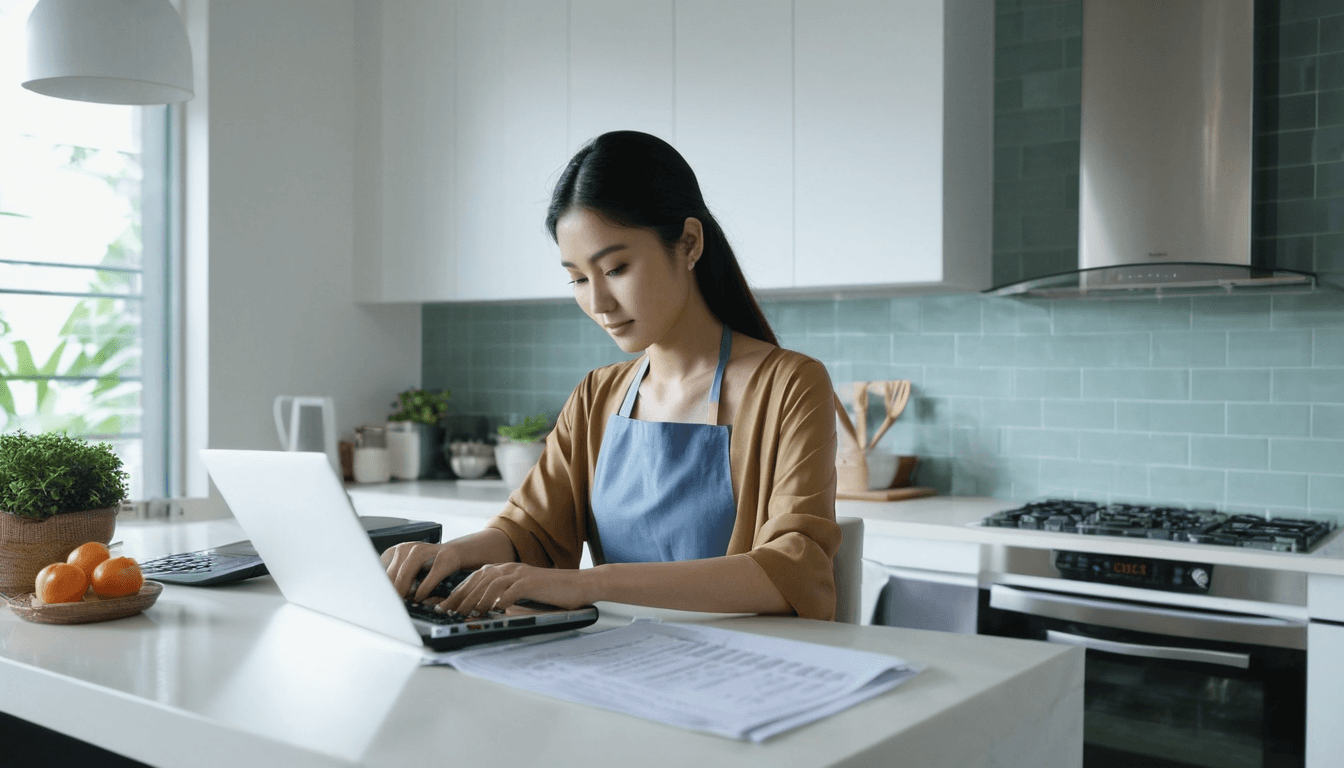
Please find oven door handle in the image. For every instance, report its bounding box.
[1045,629,1251,669]
[989,584,1307,650]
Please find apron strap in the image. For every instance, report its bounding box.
[616,324,733,422]
[706,324,733,426]
[617,355,651,418]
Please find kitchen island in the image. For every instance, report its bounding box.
[0,516,1084,768]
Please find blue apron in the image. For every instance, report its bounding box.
[590,325,737,563]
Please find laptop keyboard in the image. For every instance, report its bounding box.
[405,600,504,625]
[404,570,502,625]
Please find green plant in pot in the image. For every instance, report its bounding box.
[387,388,451,480]
[0,431,128,595]
[494,413,549,489]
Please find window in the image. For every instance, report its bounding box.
[0,0,173,499]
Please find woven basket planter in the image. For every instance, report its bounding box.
[0,507,116,595]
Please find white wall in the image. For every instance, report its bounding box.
[182,0,421,495]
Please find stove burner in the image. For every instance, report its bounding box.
[983,499,1335,553]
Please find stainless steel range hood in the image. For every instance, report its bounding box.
[988,0,1334,299]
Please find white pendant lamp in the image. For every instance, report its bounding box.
[22,0,194,105]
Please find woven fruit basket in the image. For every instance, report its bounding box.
[0,506,117,595]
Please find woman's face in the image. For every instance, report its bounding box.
[556,207,699,354]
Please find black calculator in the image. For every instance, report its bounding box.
[139,516,442,586]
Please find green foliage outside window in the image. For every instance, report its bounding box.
[0,142,142,439]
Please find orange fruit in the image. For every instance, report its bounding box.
[91,557,143,598]
[35,562,88,604]
[66,541,111,580]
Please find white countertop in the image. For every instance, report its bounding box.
[345,480,1344,577]
[0,518,1083,768]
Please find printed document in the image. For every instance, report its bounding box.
[427,622,922,742]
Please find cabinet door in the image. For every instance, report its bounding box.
[373,0,459,302]
[453,0,571,301]
[1308,622,1344,767]
[794,0,946,288]
[568,0,675,153]
[675,0,793,290]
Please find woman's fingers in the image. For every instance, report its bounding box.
[438,563,517,615]
[384,543,426,596]
[384,542,460,600]
[412,547,464,603]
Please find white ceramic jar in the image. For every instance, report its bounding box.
[386,421,421,480]
[353,425,391,484]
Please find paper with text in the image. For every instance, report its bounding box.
[430,622,922,742]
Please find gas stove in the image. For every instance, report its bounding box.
[983,499,1336,554]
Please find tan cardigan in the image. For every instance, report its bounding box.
[484,347,842,621]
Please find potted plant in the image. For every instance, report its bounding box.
[0,432,129,595]
[494,414,549,489]
[387,388,451,480]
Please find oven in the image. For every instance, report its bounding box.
[966,495,1335,768]
[980,581,1306,768]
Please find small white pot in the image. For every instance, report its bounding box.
[494,440,545,489]
[386,422,421,480]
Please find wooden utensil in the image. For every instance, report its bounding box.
[865,380,911,451]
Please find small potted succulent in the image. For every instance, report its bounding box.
[386,388,451,480]
[494,413,550,489]
[0,432,128,595]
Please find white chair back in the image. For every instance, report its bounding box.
[834,516,864,624]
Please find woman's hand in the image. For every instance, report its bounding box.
[433,562,597,616]
[382,541,464,603]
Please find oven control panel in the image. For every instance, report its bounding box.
[1054,551,1213,593]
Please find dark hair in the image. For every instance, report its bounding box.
[546,131,778,346]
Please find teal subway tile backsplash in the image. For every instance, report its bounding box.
[1152,332,1227,368]
[1083,369,1189,400]
[1271,437,1344,473]
[1312,475,1344,511]
[1274,368,1344,401]
[1229,330,1313,366]
[1192,436,1270,470]
[1315,329,1344,364]
[1228,471,1310,508]
[1149,467,1227,504]
[1316,404,1344,437]
[423,292,1344,520]
[1192,369,1273,401]
[1078,432,1189,466]
[1227,403,1313,436]
[1114,402,1225,434]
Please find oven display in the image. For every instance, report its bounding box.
[1054,551,1213,593]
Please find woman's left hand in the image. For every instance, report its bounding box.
[430,562,598,616]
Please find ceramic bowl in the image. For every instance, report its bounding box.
[864,451,899,490]
[450,455,493,479]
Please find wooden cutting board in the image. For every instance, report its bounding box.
[836,486,937,502]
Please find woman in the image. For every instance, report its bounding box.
[383,131,840,620]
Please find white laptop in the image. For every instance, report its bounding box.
[200,449,598,651]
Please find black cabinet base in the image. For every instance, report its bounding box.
[0,711,150,768]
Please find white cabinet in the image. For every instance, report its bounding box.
[454,0,570,301]
[569,0,675,150]
[794,0,992,291]
[363,0,459,303]
[357,0,993,302]
[674,0,794,290]
[1308,621,1344,768]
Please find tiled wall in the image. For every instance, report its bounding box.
[1254,0,1344,288]
[421,0,1344,521]
[992,0,1082,287]
[424,294,1344,520]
